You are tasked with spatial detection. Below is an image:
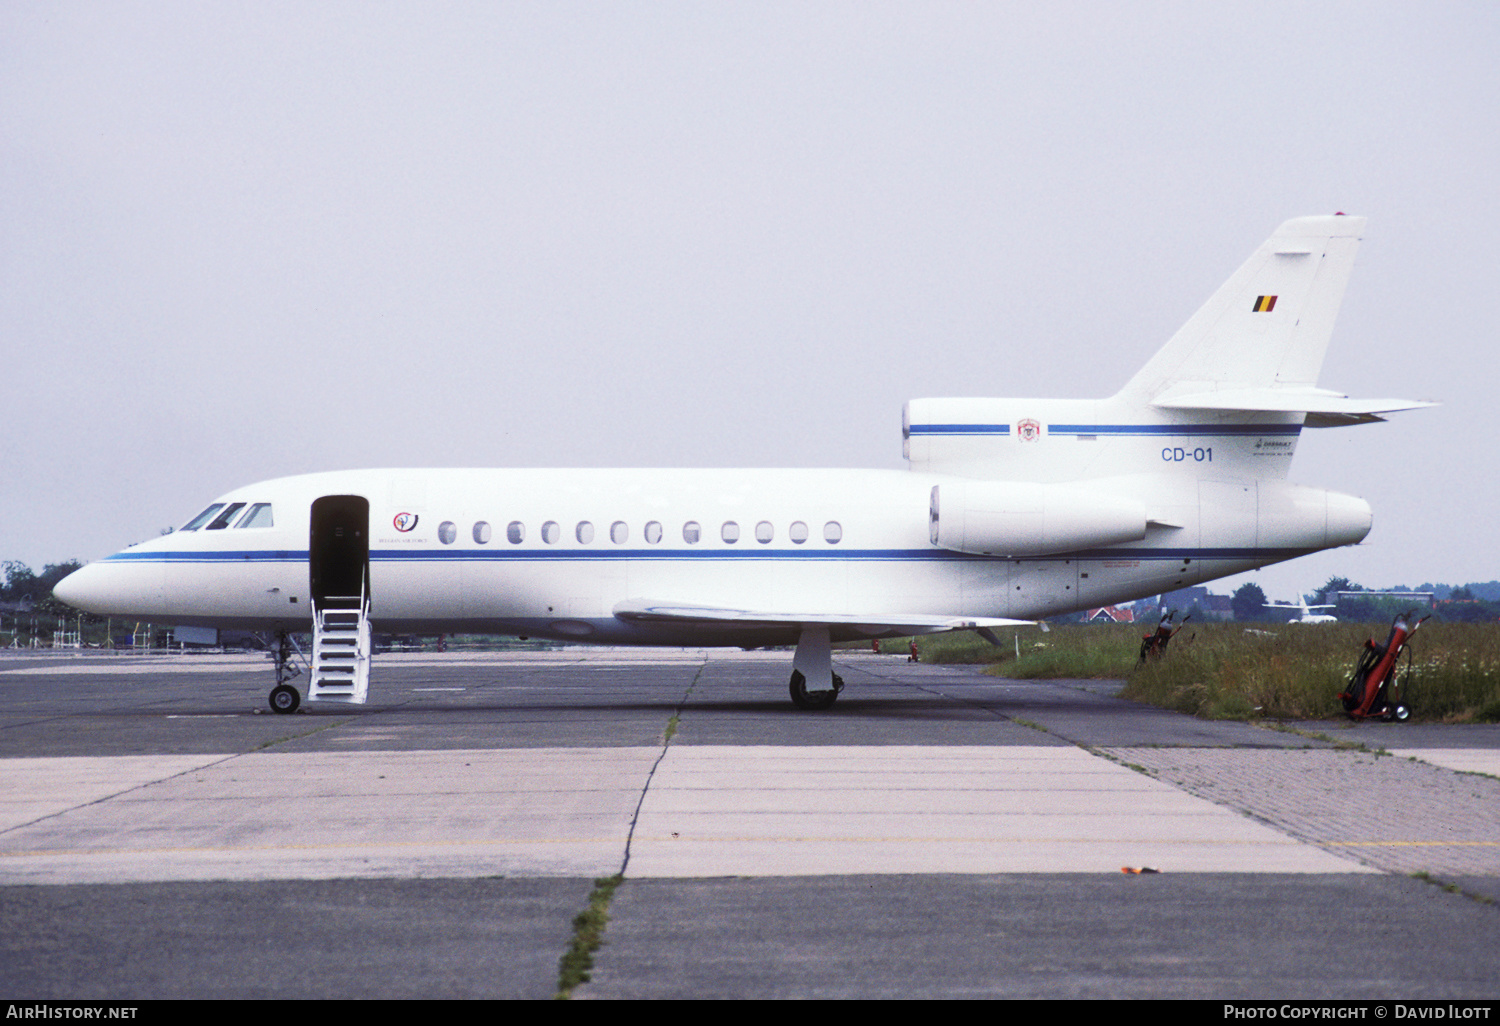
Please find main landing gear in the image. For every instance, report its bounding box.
[788,625,844,710]
[789,669,844,710]
[267,630,302,714]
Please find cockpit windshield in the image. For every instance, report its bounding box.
[181,504,225,531]
[205,503,247,530]
[181,502,275,531]
[237,503,274,529]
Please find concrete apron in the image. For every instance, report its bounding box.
[0,744,1372,884]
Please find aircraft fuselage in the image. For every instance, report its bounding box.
[61,466,1370,645]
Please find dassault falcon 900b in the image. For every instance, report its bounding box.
[56,215,1432,714]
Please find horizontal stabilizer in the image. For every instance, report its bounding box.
[614,599,1033,635]
[1154,387,1435,427]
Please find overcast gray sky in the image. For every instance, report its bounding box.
[3,1,1495,602]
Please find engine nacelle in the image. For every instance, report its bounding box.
[930,480,1148,557]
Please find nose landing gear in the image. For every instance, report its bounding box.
[267,630,304,714]
[270,683,301,714]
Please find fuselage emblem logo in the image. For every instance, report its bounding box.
[393,512,419,532]
[1018,418,1041,442]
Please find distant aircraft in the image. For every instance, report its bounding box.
[55,215,1432,713]
[1266,597,1339,624]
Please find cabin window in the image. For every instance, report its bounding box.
[683,521,701,544]
[438,521,457,544]
[721,521,740,543]
[235,503,274,529]
[542,521,560,544]
[473,521,492,544]
[206,503,247,530]
[644,521,663,544]
[755,521,773,543]
[610,521,628,544]
[823,521,842,544]
[789,520,809,544]
[507,521,525,544]
[181,504,225,531]
[576,521,594,544]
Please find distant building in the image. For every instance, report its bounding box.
[1155,586,1232,621]
[1159,586,1210,610]
[1335,591,1435,608]
[1200,594,1233,617]
[1082,606,1135,624]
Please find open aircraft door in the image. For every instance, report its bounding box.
[310,495,370,603]
[301,495,372,710]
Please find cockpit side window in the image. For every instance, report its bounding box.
[182,504,226,531]
[206,503,247,530]
[235,503,274,529]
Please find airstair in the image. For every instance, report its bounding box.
[308,590,371,704]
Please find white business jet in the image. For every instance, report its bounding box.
[55,215,1431,714]
[1268,597,1339,624]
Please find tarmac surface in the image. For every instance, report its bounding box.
[2,647,1498,999]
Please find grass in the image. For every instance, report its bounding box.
[889,624,1144,677]
[1126,621,1500,722]
[556,873,624,998]
[900,621,1500,723]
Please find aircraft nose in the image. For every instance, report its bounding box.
[51,559,162,617]
[52,562,107,613]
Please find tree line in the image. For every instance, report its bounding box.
[2,561,86,618]
[1231,576,1500,624]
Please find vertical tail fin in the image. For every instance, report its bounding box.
[1116,215,1365,403]
[905,215,1429,483]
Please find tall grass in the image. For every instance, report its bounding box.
[1125,621,1500,722]
[903,621,1500,723]
[889,625,1142,675]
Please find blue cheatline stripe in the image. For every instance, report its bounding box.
[103,550,306,563]
[907,424,1010,435]
[103,546,1313,565]
[907,423,1302,438]
[1048,424,1303,436]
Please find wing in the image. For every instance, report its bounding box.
[612,598,1034,636]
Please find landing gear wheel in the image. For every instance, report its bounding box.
[269,684,301,715]
[789,670,843,711]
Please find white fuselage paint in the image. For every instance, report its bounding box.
[59,465,1372,645]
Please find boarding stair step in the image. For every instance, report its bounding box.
[308,590,371,706]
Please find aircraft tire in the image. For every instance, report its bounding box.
[269,684,301,715]
[788,670,842,711]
